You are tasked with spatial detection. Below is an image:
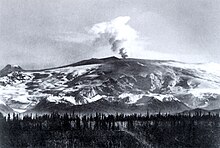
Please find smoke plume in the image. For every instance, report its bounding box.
[89,16,138,58]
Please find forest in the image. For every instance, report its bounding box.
[0,111,220,148]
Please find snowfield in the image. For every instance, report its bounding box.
[1,57,220,113]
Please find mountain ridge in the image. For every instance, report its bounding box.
[1,57,220,114]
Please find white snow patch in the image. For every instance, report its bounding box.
[87,95,106,103]
[198,101,209,108]
[62,96,76,104]
[145,93,180,102]
[0,83,30,104]
[62,88,79,93]
[13,108,26,113]
[13,65,20,68]
[0,99,6,105]
[136,103,145,106]
[47,96,60,103]
[11,96,30,104]
[119,93,144,104]
[163,62,220,77]
[50,64,101,76]
[137,62,145,66]
[84,74,99,78]
[189,88,220,98]
[47,95,81,105]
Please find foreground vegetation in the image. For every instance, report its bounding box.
[0,111,220,148]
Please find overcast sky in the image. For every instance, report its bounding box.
[0,0,220,69]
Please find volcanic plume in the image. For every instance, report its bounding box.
[89,16,138,58]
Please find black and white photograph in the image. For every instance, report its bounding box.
[0,0,220,147]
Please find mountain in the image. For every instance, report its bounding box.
[180,108,220,115]
[0,99,14,115]
[1,57,220,114]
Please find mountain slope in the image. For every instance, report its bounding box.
[0,57,220,114]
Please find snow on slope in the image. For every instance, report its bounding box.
[161,61,220,98]
[164,62,220,76]
[1,57,220,113]
[0,64,101,113]
[119,93,144,104]
[0,99,6,106]
[46,94,106,105]
[118,92,180,104]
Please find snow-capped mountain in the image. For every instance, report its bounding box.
[1,57,220,114]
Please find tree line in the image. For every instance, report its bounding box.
[0,111,219,148]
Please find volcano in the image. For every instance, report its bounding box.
[1,57,220,114]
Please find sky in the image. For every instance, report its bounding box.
[0,0,220,69]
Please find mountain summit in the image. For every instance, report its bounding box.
[0,64,23,77]
[0,57,220,114]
